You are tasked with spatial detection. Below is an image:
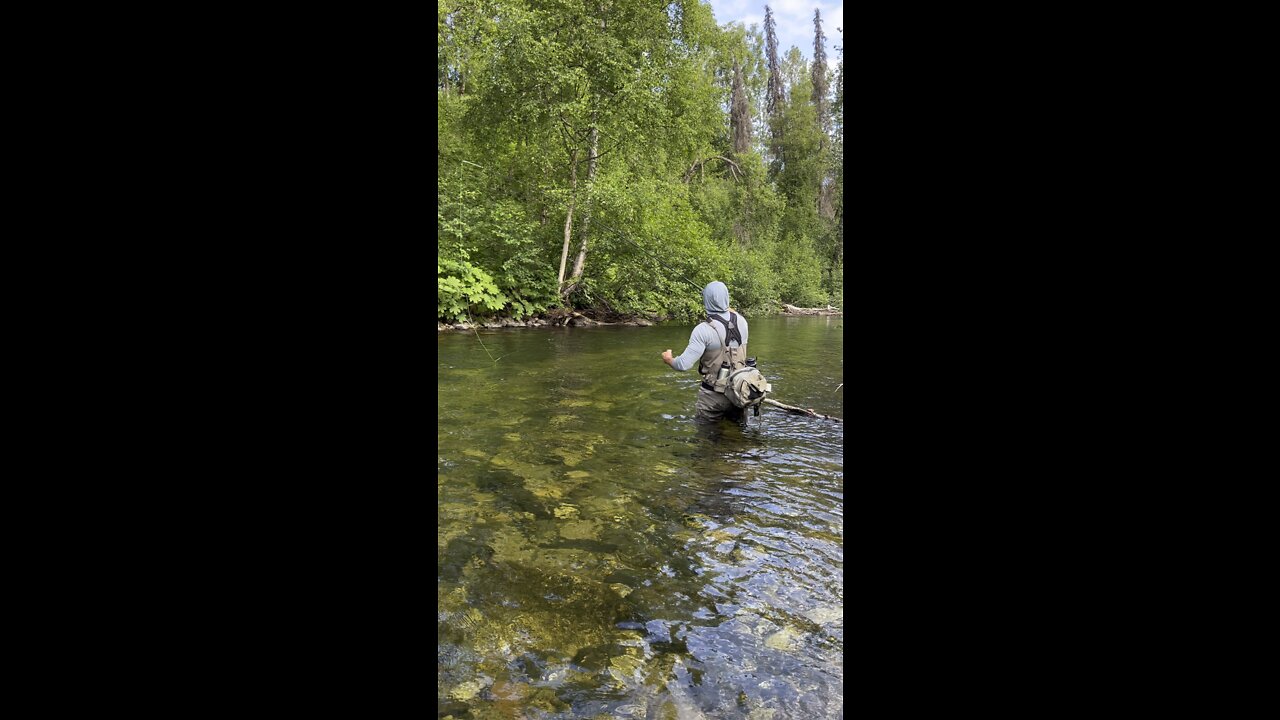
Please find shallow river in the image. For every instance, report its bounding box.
[438,316,844,719]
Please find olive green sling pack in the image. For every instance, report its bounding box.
[704,313,771,411]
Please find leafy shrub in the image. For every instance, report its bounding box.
[438,259,508,322]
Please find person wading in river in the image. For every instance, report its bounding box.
[661,281,750,424]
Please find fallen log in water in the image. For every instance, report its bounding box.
[782,303,841,315]
[763,398,843,422]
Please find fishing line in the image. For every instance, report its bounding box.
[441,155,705,294]
[590,219,705,294]
[464,310,502,364]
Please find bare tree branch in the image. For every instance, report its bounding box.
[682,155,743,183]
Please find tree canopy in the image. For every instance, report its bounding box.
[439,1,843,323]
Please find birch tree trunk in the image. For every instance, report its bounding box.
[562,122,597,301]
[556,149,578,290]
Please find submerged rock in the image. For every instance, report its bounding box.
[559,519,600,540]
[764,625,801,650]
[449,678,486,701]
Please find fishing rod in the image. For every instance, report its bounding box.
[589,219,705,295]
[444,157,844,420]
[587,229,847,421]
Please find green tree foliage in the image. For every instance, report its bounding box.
[437,1,842,323]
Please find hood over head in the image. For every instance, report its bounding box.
[702,281,729,314]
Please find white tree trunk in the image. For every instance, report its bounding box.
[556,150,578,290]
[563,122,598,299]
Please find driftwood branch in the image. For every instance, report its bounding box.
[763,398,842,423]
[782,303,841,316]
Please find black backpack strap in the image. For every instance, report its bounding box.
[705,312,742,346]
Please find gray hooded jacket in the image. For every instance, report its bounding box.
[670,281,749,373]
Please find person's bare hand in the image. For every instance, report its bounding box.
[661,349,673,363]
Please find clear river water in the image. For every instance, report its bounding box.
[438,316,844,719]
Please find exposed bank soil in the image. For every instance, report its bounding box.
[438,304,842,331]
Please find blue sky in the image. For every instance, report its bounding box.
[704,0,843,70]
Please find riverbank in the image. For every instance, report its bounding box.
[438,311,655,332]
[438,306,664,331]
[438,304,842,331]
